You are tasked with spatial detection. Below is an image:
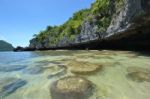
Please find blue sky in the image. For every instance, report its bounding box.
[0,0,94,47]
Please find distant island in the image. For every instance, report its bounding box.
[0,40,14,51]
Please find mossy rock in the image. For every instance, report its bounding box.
[127,71,150,82]
[127,67,150,74]
[127,67,150,82]
[67,61,102,75]
[50,76,94,99]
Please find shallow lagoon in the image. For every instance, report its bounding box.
[0,50,150,99]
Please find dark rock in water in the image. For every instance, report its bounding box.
[13,46,24,52]
[35,60,50,66]
[0,78,17,91]
[35,60,62,67]
[47,68,67,79]
[0,79,27,97]
[14,46,35,52]
[49,61,62,65]
[0,65,27,72]
[23,67,43,74]
[50,76,94,99]
[23,64,65,75]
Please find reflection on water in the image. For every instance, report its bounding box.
[0,50,150,99]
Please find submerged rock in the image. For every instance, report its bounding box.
[0,79,27,97]
[23,64,66,75]
[127,72,150,82]
[127,67,150,82]
[35,60,52,66]
[50,76,94,99]
[47,66,67,79]
[35,60,65,69]
[67,61,102,75]
[23,66,43,74]
[0,65,26,72]
[127,67,150,74]
[0,78,17,90]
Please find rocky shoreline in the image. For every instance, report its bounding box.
[14,0,150,51]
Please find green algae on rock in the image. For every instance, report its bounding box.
[127,67,150,82]
[127,67,150,74]
[67,60,102,75]
[127,72,150,82]
[50,76,94,99]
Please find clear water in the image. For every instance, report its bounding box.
[0,50,150,99]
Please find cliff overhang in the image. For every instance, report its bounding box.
[15,0,150,51]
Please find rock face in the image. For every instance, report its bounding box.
[106,0,150,37]
[0,40,14,51]
[50,76,93,99]
[28,0,150,50]
[78,0,150,45]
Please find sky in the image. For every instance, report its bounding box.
[0,0,95,47]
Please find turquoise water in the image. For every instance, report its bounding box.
[0,50,150,99]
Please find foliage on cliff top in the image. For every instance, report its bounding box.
[34,9,90,45]
[31,0,119,46]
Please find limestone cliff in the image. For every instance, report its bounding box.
[29,0,150,50]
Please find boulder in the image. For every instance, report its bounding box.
[50,76,94,99]
[127,67,150,82]
[67,60,102,75]
[127,72,150,82]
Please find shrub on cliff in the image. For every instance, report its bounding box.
[31,0,117,48]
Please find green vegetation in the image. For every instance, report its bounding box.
[32,0,122,46]
[116,0,124,9]
[0,40,14,51]
[34,9,90,45]
[91,0,110,14]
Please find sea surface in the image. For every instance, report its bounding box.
[0,50,150,99]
